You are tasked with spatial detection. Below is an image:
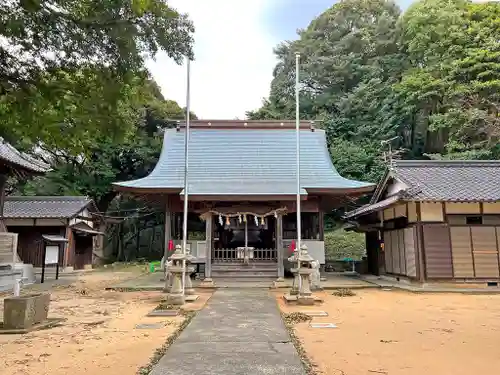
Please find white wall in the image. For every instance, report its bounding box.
[69,208,94,228]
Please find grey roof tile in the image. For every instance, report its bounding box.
[114,128,374,195]
[392,160,500,202]
[344,160,500,219]
[4,196,93,219]
[0,138,51,173]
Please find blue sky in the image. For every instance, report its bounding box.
[148,0,415,119]
[265,0,414,40]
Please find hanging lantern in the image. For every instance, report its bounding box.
[274,211,278,218]
[243,214,247,223]
[218,214,223,226]
[225,216,231,226]
[260,216,265,226]
[238,214,242,224]
[254,215,259,226]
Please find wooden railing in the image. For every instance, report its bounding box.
[213,248,277,262]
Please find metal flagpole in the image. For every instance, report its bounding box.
[181,57,191,296]
[295,53,302,292]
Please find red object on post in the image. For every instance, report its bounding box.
[289,239,296,253]
[168,239,174,251]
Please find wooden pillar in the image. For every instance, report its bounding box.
[318,211,324,241]
[276,214,284,281]
[204,214,213,280]
[64,224,72,269]
[415,202,426,283]
[164,201,172,261]
[0,174,7,232]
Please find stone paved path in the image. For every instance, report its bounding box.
[151,289,305,375]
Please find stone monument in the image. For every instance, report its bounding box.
[163,259,173,292]
[3,293,50,330]
[310,260,322,291]
[184,248,196,296]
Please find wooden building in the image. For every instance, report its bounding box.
[114,120,374,281]
[4,196,101,270]
[345,160,500,283]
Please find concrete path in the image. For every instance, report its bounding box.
[151,289,305,375]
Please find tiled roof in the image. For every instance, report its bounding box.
[4,196,93,219]
[114,127,374,196]
[344,160,500,219]
[0,138,50,174]
[391,160,500,202]
[344,194,402,219]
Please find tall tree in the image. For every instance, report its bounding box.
[0,0,194,155]
[248,0,405,182]
[249,0,500,183]
[397,0,500,159]
[14,81,193,212]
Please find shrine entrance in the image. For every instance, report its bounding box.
[212,214,277,263]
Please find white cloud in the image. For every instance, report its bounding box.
[147,0,278,119]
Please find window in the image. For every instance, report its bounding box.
[466,216,483,225]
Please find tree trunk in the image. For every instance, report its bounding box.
[96,191,117,212]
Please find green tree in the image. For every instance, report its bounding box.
[15,81,191,212]
[397,0,500,159]
[0,0,194,156]
[248,0,405,182]
[249,0,500,184]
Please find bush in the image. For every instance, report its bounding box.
[324,229,365,261]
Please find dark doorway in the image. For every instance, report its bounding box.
[74,234,93,269]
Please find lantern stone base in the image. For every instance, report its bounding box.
[198,278,216,288]
[297,295,315,305]
[165,293,185,306]
[185,295,199,302]
[282,294,324,304]
[272,278,286,288]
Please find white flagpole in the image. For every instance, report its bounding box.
[295,53,302,292]
[181,57,191,296]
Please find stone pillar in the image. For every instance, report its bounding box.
[200,214,214,287]
[276,214,284,281]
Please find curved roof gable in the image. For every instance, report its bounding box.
[0,138,51,174]
[114,126,374,196]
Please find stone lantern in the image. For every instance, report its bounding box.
[184,248,196,296]
[165,245,186,305]
[297,244,315,305]
[287,250,300,296]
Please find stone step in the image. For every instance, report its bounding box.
[211,265,278,272]
[211,270,277,278]
[211,277,276,285]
